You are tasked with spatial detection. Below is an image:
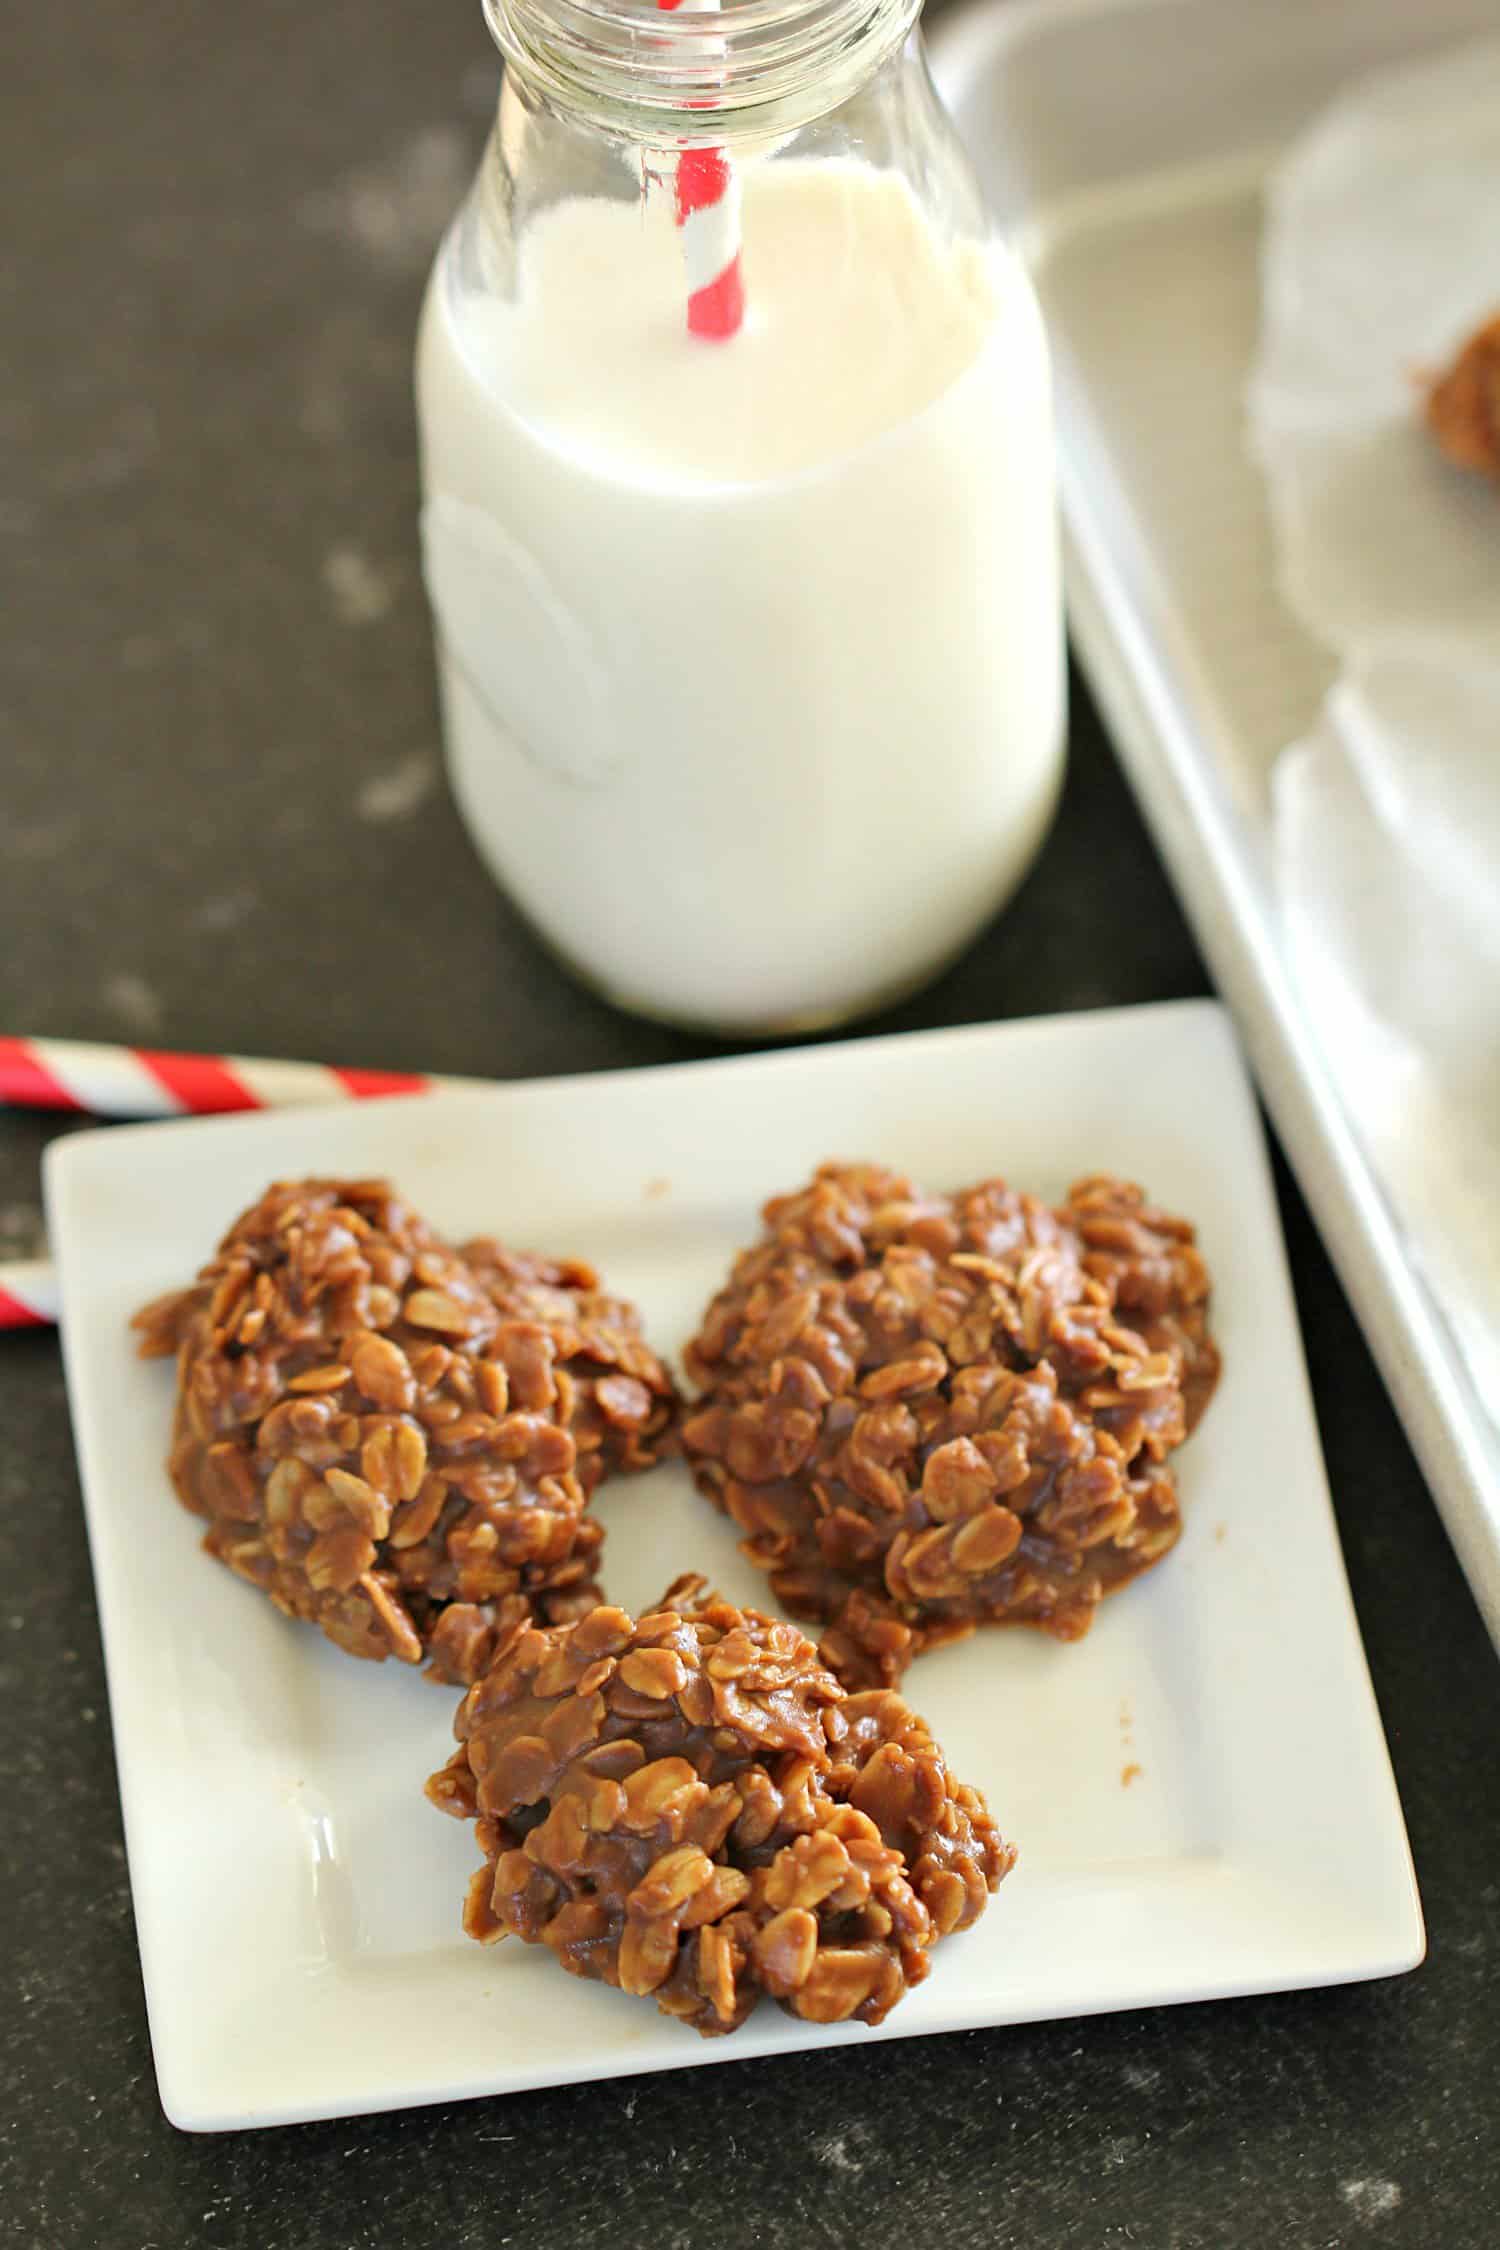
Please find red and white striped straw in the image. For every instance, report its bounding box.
[0,1035,486,1333]
[659,0,744,341]
[0,1260,58,1332]
[0,1035,462,1120]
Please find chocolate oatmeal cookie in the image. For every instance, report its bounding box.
[680,1163,1218,1685]
[134,1178,675,1683]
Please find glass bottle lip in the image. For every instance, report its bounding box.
[482,0,923,142]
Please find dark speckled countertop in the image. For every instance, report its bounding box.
[2,3,1497,2245]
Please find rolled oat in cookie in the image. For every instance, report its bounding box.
[681,1163,1219,1687]
[428,1575,1012,2036]
[132,1178,675,1684]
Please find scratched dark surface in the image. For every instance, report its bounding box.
[2,3,1498,2246]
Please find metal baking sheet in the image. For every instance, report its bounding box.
[932,0,1500,1644]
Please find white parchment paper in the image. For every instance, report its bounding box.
[1249,36,1500,1422]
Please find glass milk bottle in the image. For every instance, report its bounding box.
[417,0,1065,1035]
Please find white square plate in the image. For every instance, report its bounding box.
[46,1000,1423,2131]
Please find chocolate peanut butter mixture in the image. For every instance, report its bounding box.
[429,1575,1012,2035]
[1426,311,1500,481]
[681,1164,1218,1686]
[134,1178,675,1683]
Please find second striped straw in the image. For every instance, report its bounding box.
[659,0,745,341]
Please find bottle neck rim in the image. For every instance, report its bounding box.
[483,0,923,144]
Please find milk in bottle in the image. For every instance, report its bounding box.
[418,1,1064,1032]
